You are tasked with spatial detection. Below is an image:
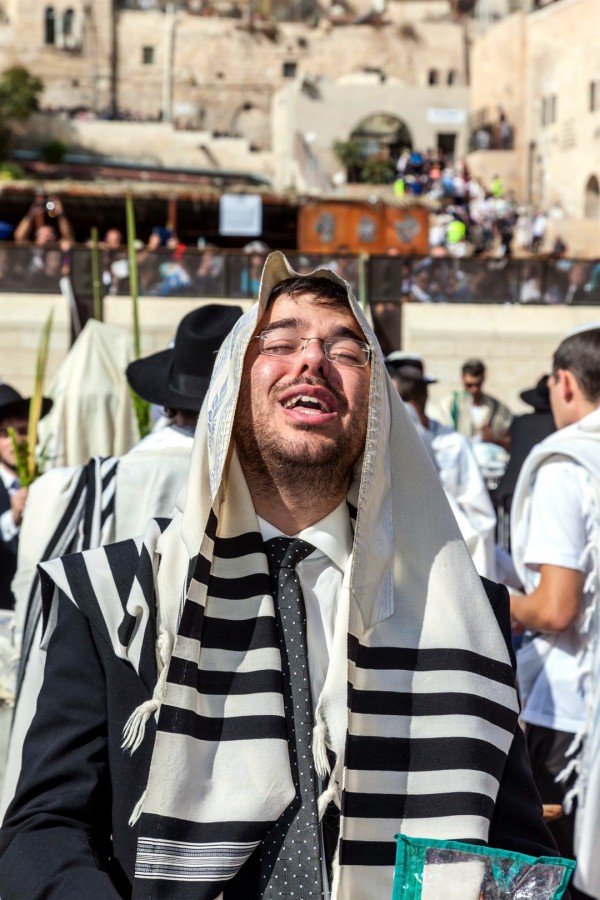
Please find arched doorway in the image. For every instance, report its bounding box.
[351,113,413,164]
[584,175,600,218]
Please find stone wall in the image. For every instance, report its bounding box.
[404,302,600,415]
[467,0,600,220]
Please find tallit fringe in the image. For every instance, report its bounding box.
[317,755,343,820]
[128,788,147,827]
[312,716,331,778]
[121,629,172,754]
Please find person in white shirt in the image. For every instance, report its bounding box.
[0,385,52,610]
[511,323,600,900]
[387,353,497,578]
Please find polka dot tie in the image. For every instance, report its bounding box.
[259,537,324,899]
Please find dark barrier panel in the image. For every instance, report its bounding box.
[2,245,599,309]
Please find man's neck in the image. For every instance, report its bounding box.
[250,483,346,535]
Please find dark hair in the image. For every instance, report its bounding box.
[462,358,485,378]
[267,276,349,309]
[394,376,428,407]
[552,327,600,402]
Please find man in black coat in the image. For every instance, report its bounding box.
[0,385,52,610]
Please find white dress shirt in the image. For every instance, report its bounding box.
[258,500,353,713]
[0,464,20,544]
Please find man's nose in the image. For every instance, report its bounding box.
[298,338,331,376]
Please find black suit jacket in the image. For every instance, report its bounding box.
[0,479,18,610]
[0,579,561,899]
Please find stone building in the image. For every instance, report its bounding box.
[0,0,470,186]
[467,0,600,254]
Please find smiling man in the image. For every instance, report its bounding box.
[0,254,558,900]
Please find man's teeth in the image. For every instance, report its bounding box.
[282,394,330,412]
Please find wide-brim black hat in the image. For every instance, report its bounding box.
[520,375,551,412]
[126,304,243,411]
[0,384,53,423]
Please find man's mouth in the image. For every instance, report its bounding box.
[278,384,339,419]
[282,394,331,414]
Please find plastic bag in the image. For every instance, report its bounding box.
[393,833,575,899]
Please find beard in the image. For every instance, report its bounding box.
[234,375,368,505]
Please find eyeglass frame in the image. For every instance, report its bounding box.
[251,329,371,368]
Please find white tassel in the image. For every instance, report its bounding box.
[555,756,579,785]
[312,718,331,778]
[121,699,159,753]
[128,789,147,827]
[121,657,170,754]
[317,780,338,820]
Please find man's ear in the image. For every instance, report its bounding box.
[557,368,577,403]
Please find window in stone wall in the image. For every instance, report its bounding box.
[44,6,56,44]
[283,61,297,78]
[541,94,557,127]
[447,70,457,86]
[590,80,599,113]
[428,69,439,86]
[63,8,74,36]
[142,46,155,65]
[584,175,599,218]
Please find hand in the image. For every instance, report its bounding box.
[50,197,64,217]
[10,486,28,525]
[479,423,495,443]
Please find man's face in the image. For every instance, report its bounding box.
[0,417,27,470]
[235,291,370,484]
[462,371,484,403]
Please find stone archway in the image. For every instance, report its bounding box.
[350,113,413,166]
[584,175,600,218]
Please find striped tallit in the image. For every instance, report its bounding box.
[41,251,520,899]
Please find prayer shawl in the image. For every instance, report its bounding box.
[38,319,138,468]
[41,252,520,900]
[1,448,191,821]
[511,406,600,898]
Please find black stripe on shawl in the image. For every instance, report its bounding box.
[348,636,514,687]
[100,457,119,489]
[166,659,283,695]
[338,837,485,868]
[343,789,495,821]
[197,615,279,652]
[346,735,507,775]
[205,508,218,541]
[106,539,158,691]
[177,593,206,641]
[158,705,287,742]
[351,688,517,732]
[339,839,396,867]
[81,459,103,547]
[141,812,271,843]
[61,552,114,649]
[213,531,266,559]
[17,467,89,692]
[204,573,272,602]
[100,492,115,528]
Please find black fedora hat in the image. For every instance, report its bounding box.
[520,375,551,413]
[126,304,243,411]
[0,384,53,423]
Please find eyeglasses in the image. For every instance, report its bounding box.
[253,328,371,368]
[0,426,28,438]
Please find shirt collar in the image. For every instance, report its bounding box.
[0,463,18,490]
[257,499,353,573]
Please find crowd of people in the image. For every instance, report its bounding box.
[0,250,598,899]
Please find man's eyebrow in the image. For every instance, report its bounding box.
[260,319,366,343]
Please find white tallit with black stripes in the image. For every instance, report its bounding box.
[41,251,520,900]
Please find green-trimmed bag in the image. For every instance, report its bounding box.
[393,834,575,899]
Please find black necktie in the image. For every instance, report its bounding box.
[259,537,324,900]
